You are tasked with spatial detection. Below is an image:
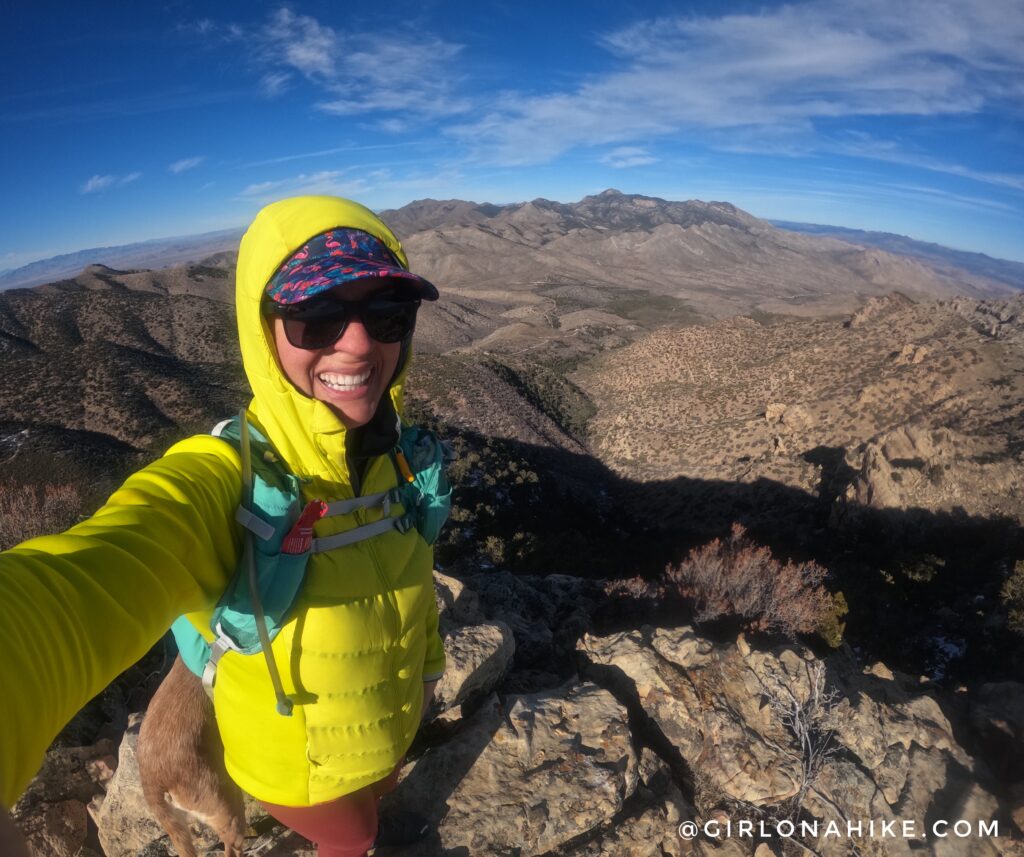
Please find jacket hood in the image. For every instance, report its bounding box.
[236,195,413,486]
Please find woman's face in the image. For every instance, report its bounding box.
[271,280,403,429]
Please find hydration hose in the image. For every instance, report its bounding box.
[239,410,294,717]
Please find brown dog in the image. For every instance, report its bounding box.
[137,656,247,857]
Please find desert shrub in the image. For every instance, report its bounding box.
[762,660,840,817]
[661,523,835,639]
[0,483,82,551]
[815,591,848,648]
[483,534,506,565]
[1002,560,1024,636]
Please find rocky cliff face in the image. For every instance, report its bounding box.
[15,573,1024,856]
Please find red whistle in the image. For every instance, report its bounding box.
[281,500,327,554]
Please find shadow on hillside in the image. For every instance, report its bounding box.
[436,427,1023,687]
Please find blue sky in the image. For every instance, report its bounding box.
[2,0,1023,271]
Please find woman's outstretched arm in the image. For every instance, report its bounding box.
[0,435,241,806]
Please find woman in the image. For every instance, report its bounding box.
[0,195,446,856]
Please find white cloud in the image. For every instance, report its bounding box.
[238,170,368,200]
[269,9,336,78]
[235,165,465,206]
[260,72,291,97]
[360,118,410,135]
[600,146,658,168]
[452,0,1024,166]
[80,171,144,193]
[221,9,469,121]
[239,141,422,169]
[827,133,1024,191]
[169,156,205,173]
[80,174,115,194]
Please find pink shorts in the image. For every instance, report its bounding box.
[260,763,403,857]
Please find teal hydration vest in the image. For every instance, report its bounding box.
[170,410,453,716]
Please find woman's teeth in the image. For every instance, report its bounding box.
[319,369,371,391]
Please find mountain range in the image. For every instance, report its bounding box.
[0,228,242,291]
[771,219,1024,291]
[3,190,1022,302]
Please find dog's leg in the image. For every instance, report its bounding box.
[139,656,246,857]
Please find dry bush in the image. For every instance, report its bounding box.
[1002,560,1024,636]
[762,660,840,815]
[662,523,834,638]
[0,483,83,551]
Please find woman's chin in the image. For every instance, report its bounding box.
[313,378,379,427]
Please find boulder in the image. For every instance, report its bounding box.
[434,569,485,633]
[895,343,929,365]
[391,683,637,856]
[88,715,167,857]
[434,620,515,714]
[568,749,694,857]
[578,626,1014,857]
[13,740,118,857]
[580,628,803,806]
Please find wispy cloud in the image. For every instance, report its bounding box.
[826,133,1024,191]
[239,141,423,169]
[169,156,205,173]
[600,146,658,168]
[238,170,369,200]
[260,72,291,98]
[80,171,143,194]
[236,165,466,205]
[216,9,469,122]
[362,118,410,135]
[452,0,1024,168]
[80,174,115,194]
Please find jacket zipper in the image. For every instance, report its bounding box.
[316,437,407,727]
[357,457,405,722]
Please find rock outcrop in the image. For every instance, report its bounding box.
[830,420,1022,527]
[579,626,1022,856]
[390,684,637,855]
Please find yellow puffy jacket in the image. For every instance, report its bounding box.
[0,196,446,807]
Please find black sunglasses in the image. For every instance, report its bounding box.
[264,292,421,350]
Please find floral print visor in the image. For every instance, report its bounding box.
[265,228,439,305]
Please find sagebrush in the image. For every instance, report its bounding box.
[663,523,834,637]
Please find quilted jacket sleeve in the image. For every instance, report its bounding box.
[0,436,241,805]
